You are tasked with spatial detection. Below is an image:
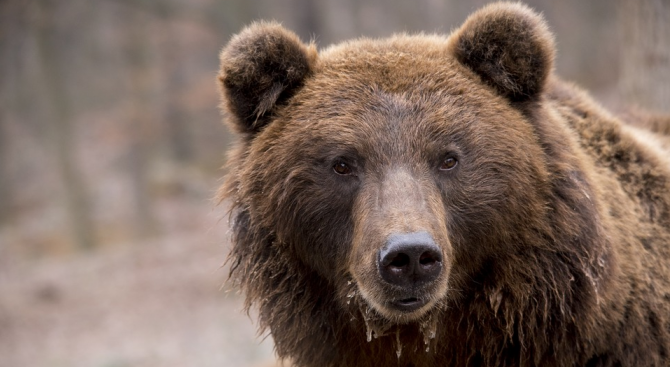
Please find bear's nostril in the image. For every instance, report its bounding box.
[419,251,440,265]
[389,253,410,268]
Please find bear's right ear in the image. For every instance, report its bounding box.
[218,22,317,134]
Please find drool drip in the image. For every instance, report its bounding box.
[361,306,393,342]
[420,311,439,353]
[346,289,357,305]
[357,300,393,343]
[396,327,402,359]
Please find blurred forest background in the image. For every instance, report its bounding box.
[0,0,668,366]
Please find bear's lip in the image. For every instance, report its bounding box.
[388,296,427,312]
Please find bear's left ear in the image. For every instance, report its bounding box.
[448,2,555,102]
[219,22,318,134]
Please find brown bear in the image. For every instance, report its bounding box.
[217,2,670,366]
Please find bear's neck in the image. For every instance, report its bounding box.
[260,251,603,367]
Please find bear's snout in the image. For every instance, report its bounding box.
[348,167,451,320]
[378,231,443,289]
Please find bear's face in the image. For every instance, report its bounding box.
[220,3,556,323]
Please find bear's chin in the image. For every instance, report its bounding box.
[355,283,447,324]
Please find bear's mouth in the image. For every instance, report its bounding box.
[351,268,450,322]
[389,297,427,312]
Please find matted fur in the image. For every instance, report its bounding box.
[217,2,670,366]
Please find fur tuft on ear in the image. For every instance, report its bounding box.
[219,22,317,133]
[448,2,555,101]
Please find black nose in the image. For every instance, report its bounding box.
[378,231,442,288]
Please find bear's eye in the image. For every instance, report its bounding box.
[440,156,458,171]
[333,161,353,175]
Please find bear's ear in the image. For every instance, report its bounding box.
[218,22,317,134]
[448,2,555,102]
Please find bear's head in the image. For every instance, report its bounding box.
[219,2,601,340]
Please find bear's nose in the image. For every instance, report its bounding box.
[378,231,442,288]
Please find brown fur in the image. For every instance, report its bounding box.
[217,3,670,366]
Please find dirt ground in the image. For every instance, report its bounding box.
[0,213,276,367]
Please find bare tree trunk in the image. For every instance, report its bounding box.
[34,0,96,249]
[618,0,670,113]
[125,5,158,239]
[0,104,8,226]
[0,11,10,226]
[162,35,192,163]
